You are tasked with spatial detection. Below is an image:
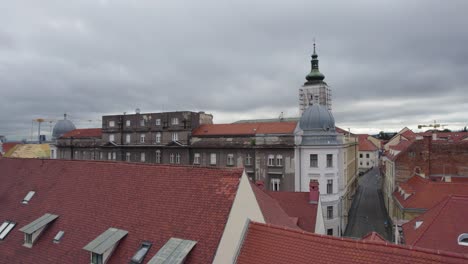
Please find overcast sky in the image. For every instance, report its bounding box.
[1,0,468,140]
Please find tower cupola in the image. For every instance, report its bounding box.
[305,42,325,84]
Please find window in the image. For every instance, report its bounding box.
[108,121,115,127]
[327,229,333,236]
[276,155,283,167]
[22,191,35,204]
[155,150,161,163]
[171,117,179,125]
[91,253,103,264]
[0,221,16,240]
[326,154,333,168]
[458,233,468,246]
[156,132,161,143]
[170,153,175,164]
[245,154,252,166]
[172,132,178,141]
[327,206,333,219]
[267,155,275,166]
[210,153,216,165]
[140,152,145,162]
[109,134,115,142]
[227,154,234,166]
[155,119,161,126]
[310,154,318,167]
[99,152,103,160]
[327,179,333,194]
[131,242,152,264]
[359,153,363,158]
[25,233,33,244]
[408,152,416,158]
[126,120,131,127]
[193,153,200,165]
[271,178,280,191]
[112,152,116,160]
[140,134,146,143]
[360,162,363,166]
[107,152,112,160]
[175,153,181,164]
[126,134,131,143]
[366,153,370,158]
[126,152,131,162]
[140,119,145,126]
[367,162,369,166]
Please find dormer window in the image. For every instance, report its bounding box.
[458,233,468,246]
[19,213,59,247]
[83,228,128,264]
[0,221,16,240]
[147,238,197,264]
[22,191,35,204]
[130,241,152,264]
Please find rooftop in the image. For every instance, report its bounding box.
[236,222,468,264]
[358,134,379,152]
[0,158,242,263]
[192,122,297,136]
[403,195,468,254]
[60,128,102,139]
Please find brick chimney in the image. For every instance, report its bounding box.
[255,180,265,190]
[422,135,432,176]
[309,180,319,204]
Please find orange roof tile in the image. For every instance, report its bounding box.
[403,195,468,254]
[237,222,468,264]
[61,128,102,138]
[358,134,378,151]
[192,122,297,136]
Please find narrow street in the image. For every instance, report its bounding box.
[344,167,392,240]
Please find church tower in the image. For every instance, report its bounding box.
[299,43,332,114]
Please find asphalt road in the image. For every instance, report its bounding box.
[344,167,392,240]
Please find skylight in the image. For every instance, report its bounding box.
[0,221,16,240]
[22,191,35,204]
[414,221,423,229]
[53,231,65,243]
[130,241,152,264]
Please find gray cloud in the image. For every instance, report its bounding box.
[1,0,468,140]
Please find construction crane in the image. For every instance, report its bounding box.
[32,118,56,143]
[417,120,447,130]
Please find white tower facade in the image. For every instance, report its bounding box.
[299,44,331,114]
[294,104,348,237]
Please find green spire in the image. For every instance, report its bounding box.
[305,42,325,83]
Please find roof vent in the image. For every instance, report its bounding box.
[19,213,59,247]
[83,227,128,264]
[147,238,197,264]
[0,221,16,240]
[414,221,423,229]
[22,191,36,204]
[458,233,468,246]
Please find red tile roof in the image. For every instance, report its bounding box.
[358,134,378,151]
[417,132,468,142]
[362,231,387,242]
[237,222,468,264]
[0,158,242,264]
[266,191,317,232]
[250,183,300,230]
[192,122,297,136]
[1,142,19,153]
[403,195,468,254]
[394,175,468,210]
[61,128,102,138]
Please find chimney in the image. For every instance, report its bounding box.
[255,180,265,190]
[309,180,319,204]
[422,135,432,176]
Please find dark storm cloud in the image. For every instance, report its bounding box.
[1,0,468,140]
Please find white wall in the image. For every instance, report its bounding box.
[358,150,378,171]
[212,172,265,264]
